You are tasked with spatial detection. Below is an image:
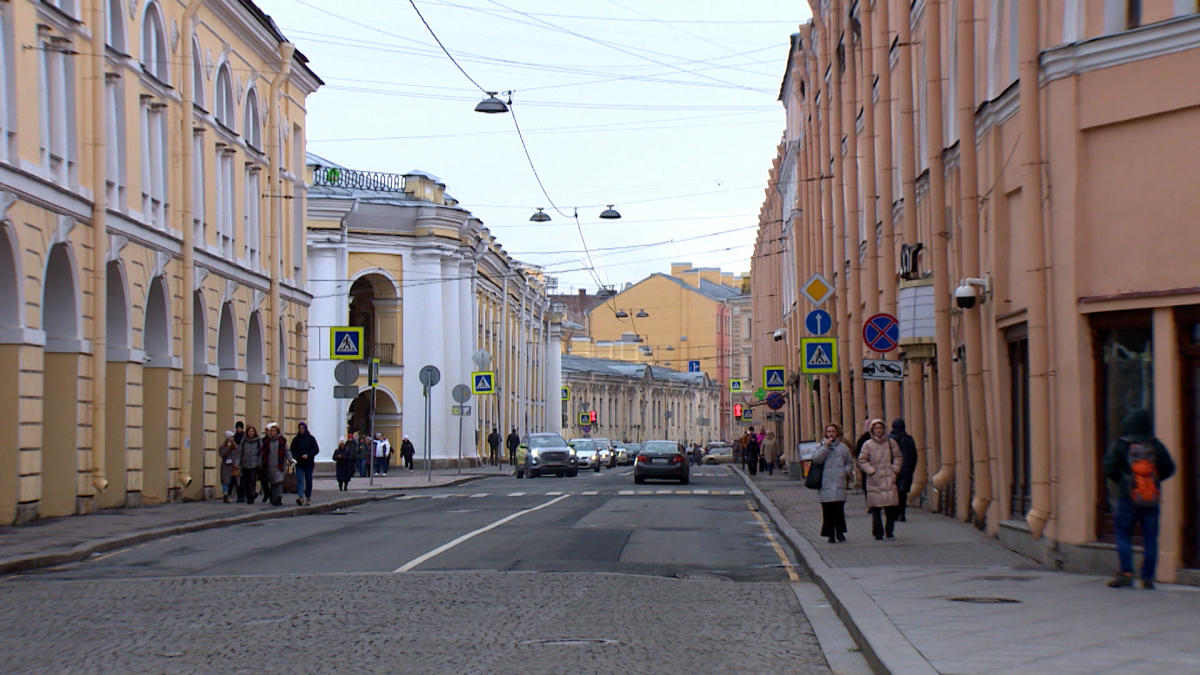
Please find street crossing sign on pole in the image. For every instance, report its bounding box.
[763,366,786,391]
[471,371,496,395]
[330,327,364,360]
[801,338,839,374]
[578,412,590,426]
[561,386,570,401]
[730,379,743,393]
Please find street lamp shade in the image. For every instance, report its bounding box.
[635,309,649,318]
[615,310,629,319]
[529,208,551,222]
[599,205,622,219]
[474,94,509,114]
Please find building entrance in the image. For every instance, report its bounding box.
[1181,319,1200,569]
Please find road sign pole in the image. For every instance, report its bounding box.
[457,414,463,476]
[425,385,432,482]
[369,384,376,487]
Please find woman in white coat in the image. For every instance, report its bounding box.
[812,423,855,543]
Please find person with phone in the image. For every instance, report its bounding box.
[812,424,854,543]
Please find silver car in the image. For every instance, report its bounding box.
[569,438,601,472]
[592,438,617,469]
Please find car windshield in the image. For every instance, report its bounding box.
[642,441,679,453]
[571,440,596,451]
[528,435,567,449]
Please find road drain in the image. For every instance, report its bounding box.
[947,596,1021,604]
[522,639,621,647]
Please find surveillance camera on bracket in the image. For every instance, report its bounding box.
[773,328,786,342]
[955,276,991,310]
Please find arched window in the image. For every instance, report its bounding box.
[140,2,169,84]
[214,64,233,130]
[244,89,261,151]
[191,40,205,110]
[106,0,127,54]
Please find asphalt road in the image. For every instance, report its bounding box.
[0,464,834,674]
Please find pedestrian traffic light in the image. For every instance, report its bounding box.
[588,410,597,423]
[734,404,742,418]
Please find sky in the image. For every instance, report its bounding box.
[256,0,813,293]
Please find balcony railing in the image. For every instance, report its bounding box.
[364,342,395,365]
[312,165,407,194]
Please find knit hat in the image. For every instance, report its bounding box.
[225,430,234,439]
[265,422,279,430]
[338,436,346,444]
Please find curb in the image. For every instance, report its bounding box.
[734,468,937,675]
[0,493,395,577]
[335,475,489,490]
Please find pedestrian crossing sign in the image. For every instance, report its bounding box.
[730,379,743,393]
[561,386,571,401]
[578,412,591,426]
[801,338,838,374]
[471,371,496,395]
[330,327,364,360]
[763,366,786,391]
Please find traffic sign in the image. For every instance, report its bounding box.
[452,384,472,404]
[742,407,754,420]
[862,358,904,382]
[368,358,380,387]
[730,379,743,393]
[805,309,832,336]
[333,361,359,386]
[330,327,364,360]
[451,405,473,416]
[800,273,835,307]
[801,338,838,374]
[765,411,786,421]
[688,360,701,373]
[561,386,571,401]
[578,412,590,426]
[863,313,900,353]
[419,365,441,388]
[763,366,786,391]
[471,371,495,395]
[766,392,785,410]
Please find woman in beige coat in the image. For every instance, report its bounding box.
[858,418,904,540]
[762,431,781,475]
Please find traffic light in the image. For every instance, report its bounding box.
[588,410,597,423]
[733,404,742,419]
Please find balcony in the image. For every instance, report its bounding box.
[311,165,407,194]
[362,342,395,366]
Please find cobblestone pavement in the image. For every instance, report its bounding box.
[0,571,830,675]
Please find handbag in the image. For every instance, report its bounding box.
[283,464,298,493]
[805,460,824,489]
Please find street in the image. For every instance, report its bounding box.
[0,466,834,674]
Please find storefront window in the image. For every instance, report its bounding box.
[1094,321,1153,541]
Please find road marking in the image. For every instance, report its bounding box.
[90,547,132,562]
[729,490,745,495]
[638,490,651,495]
[581,491,598,496]
[747,500,800,582]
[470,493,489,498]
[507,492,526,497]
[620,471,633,476]
[692,489,710,494]
[545,491,563,496]
[431,494,451,499]
[394,495,571,573]
[656,489,672,494]
[710,491,725,495]
[675,490,690,494]
[618,490,634,495]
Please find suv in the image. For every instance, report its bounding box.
[592,438,618,469]
[516,433,578,479]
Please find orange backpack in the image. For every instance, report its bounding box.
[1123,438,1160,507]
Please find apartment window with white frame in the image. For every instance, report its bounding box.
[244,164,260,268]
[291,124,305,281]
[140,97,168,227]
[140,2,169,86]
[39,32,76,186]
[215,65,234,132]
[193,130,205,246]
[106,0,126,54]
[0,9,13,164]
[244,89,262,152]
[105,73,126,208]
[215,144,236,258]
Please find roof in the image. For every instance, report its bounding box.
[651,273,739,303]
[236,0,324,86]
[562,354,711,386]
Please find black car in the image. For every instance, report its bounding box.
[634,440,690,484]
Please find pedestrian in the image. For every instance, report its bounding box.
[218,430,238,503]
[732,437,743,467]
[488,427,501,467]
[333,437,355,491]
[813,423,854,543]
[854,418,873,497]
[235,425,263,504]
[1104,408,1176,589]
[401,435,416,471]
[261,422,289,506]
[506,427,520,468]
[353,431,370,477]
[232,421,246,501]
[744,427,761,476]
[762,431,780,475]
[373,433,390,476]
[290,422,319,506]
[889,419,919,521]
[858,419,903,540]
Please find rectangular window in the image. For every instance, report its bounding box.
[105,74,126,208]
[244,166,260,268]
[193,131,205,246]
[292,124,305,281]
[0,10,12,163]
[1009,0,1019,83]
[141,100,167,227]
[215,146,236,258]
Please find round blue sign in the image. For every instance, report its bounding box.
[805,309,832,336]
[863,313,900,353]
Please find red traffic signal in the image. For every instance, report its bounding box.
[588,410,597,423]
[733,404,743,418]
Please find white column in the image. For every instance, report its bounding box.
[456,259,475,461]
[402,252,447,463]
[307,245,347,456]
[545,318,563,435]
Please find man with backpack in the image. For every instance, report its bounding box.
[1103,409,1176,589]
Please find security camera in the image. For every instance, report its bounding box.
[955,284,977,310]
[773,328,786,342]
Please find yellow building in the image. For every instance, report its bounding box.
[573,264,744,440]
[0,0,320,524]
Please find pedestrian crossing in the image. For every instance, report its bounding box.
[396,488,747,501]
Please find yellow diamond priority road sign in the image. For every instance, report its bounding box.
[800,273,835,307]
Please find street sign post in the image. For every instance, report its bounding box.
[763,366,786,391]
[800,338,838,374]
[561,386,570,401]
[765,411,786,421]
[333,361,360,399]
[730,379,743,393]
[862,358,904,382]
[805,309,832,336]
[688,360,701,373]
[330,327,364,360]
[368,358,380,388]
[863,313,900,353]
[451,384,472,474]
[800,273,836,306]
[471,372,495,395]
[419,365,441,482]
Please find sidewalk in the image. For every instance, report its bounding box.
[743,470,1200,675]
[0,470,484,576]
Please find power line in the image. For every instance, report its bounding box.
[405,0,489,92]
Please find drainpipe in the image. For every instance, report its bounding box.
[859,1,882,418]
[827,1,851,438]
[925,0,958,498]
[268,43,295,425]
[176,0,204,491]
[499,270,509,433]
[874,0,901,420]
[811,5,840,429]
[1019,0,1051,538]
[89,0,109,494]
[843,8,866,427]
[956,0,993,525]
[896,0,926,499]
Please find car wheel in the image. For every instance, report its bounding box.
[593,465,600,473]
[634,474,644,484]
[529,469,539,479]
[680,474,690,485]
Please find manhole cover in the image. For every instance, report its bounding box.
[946,596,1021,604]
[971,575,1036,582]
[521,638,620,647]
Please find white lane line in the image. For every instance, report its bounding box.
[581,490,598,496]
[618,490,635,495]
[638,490,652,495]
[545,491,563,496]
[729,490,745,495]
[431,494,451,500]
[394,495,570,573]
[692,489,709,494]
[507,492,526,497]
[656,489,672,494]
[470,493,489,498]
[620,471,633,476]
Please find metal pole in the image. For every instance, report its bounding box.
[425,385,432,482]
[457,414,464,475]
[369,384,376,486]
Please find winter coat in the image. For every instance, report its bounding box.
[374,439,390,458]
[488,432,501,450]
[812,440,854,503]
[506,432,520,452]
[858,435,903,508]
[261,435,289,485]
[218,440,238,484]
[1103,409,1176,501]
[744,436,761,459]
[351,438,370,461]
[400,439,416,459]
[333,443,355,482]
[889,420,919,494]
[762,437,781,464]
[290,431,319,468]
[236,436,263,470]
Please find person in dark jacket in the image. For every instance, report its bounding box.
[234,426,263,504]
[332,437,354,491]
[889,419,919,521]
[351,431,370,477]
[487,428,501,466]
[232,421,246,501]
[290,422,319,506]
[1103,409,1176,589]
[506,428,520,467]
[744,427,761,476]
[219,431,238,503]
[261,423,289,506]
[401,435,416,471]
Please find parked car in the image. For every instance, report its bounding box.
[702,446,735,465]
[592,438,617,469]
[634,440,690,484]
[516,433,578,479]
[568,438,601,472]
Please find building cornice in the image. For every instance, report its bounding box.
[1041,14,1200,85]
[975,80,1020,142]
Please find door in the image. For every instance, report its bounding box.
[1181,317,1200,568]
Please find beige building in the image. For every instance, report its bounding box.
[561,354,720,445]
[0,0,319,524]
[754,0,1200,582]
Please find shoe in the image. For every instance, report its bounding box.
[874,535,883,541]
[297,498,304,506]
[828,536,836,543]
[837,533,846,542]
[1142,579,1155,590]
[305,498,311,506]
[223,495,230,503]
[1107,573,1133,588]
[899,516,907,522]
[886,533,895,539]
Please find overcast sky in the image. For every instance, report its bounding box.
[258,0,812,293]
